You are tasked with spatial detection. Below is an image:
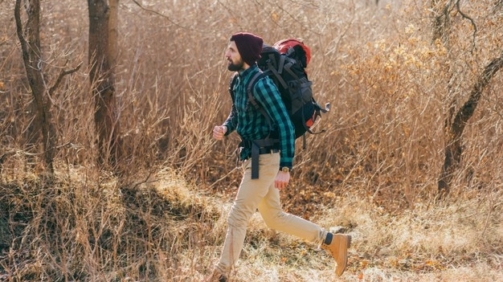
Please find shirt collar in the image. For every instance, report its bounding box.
[238,64,258,79]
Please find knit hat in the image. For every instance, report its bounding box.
[230,32,263,66]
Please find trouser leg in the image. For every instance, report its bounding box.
[258,179,327,245]
[216,153,279,274]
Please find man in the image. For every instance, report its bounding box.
[208,32,351,281]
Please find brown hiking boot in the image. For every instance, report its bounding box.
[321,233,352,276]
[205,269,227,282]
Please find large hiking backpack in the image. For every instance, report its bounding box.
[230,39,329,141]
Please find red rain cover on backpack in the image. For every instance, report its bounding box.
[273,39,311,67]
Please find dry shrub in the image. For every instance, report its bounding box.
[0,168,220,280]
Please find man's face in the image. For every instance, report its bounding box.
[225,41,244,71]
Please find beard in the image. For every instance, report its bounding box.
[227,59,244,71]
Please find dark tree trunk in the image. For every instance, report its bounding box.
[438,52,503,195]
[14,0,56,174]
[88,0,120,168]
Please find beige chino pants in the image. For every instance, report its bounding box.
[216,152,327,274]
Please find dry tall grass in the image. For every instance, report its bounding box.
[0,0,502,281]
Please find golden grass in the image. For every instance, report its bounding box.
[1,168,501,281]
[1,0,502,281]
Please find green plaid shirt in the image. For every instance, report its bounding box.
[223,65,295,169]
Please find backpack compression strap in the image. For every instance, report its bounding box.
[266,58,289,90]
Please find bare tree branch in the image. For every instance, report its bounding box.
[455,0,477,52]
[48,62,82,98]
[131,0,189,29]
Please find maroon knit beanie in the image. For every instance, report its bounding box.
[230,32,263,66]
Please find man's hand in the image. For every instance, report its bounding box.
[274,171,290,190]
[213,125,227,140]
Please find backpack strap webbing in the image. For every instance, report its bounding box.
[283,61,301,81]
[246,71,274,134]
[278,56,286,75]
[266,60,288,90]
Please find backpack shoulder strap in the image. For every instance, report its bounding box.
[246,71,267,108]
[245,71,274,134]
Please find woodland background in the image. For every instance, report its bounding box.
[0,0,502,281]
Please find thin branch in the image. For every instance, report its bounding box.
[248,0,322,36]
[131,0,190,29]
[326,2,356,56]
[271,1,321,36]
[216,0,235,17]
[455,0,477,52]
[131,169,157,189]
[48,62,82,97]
